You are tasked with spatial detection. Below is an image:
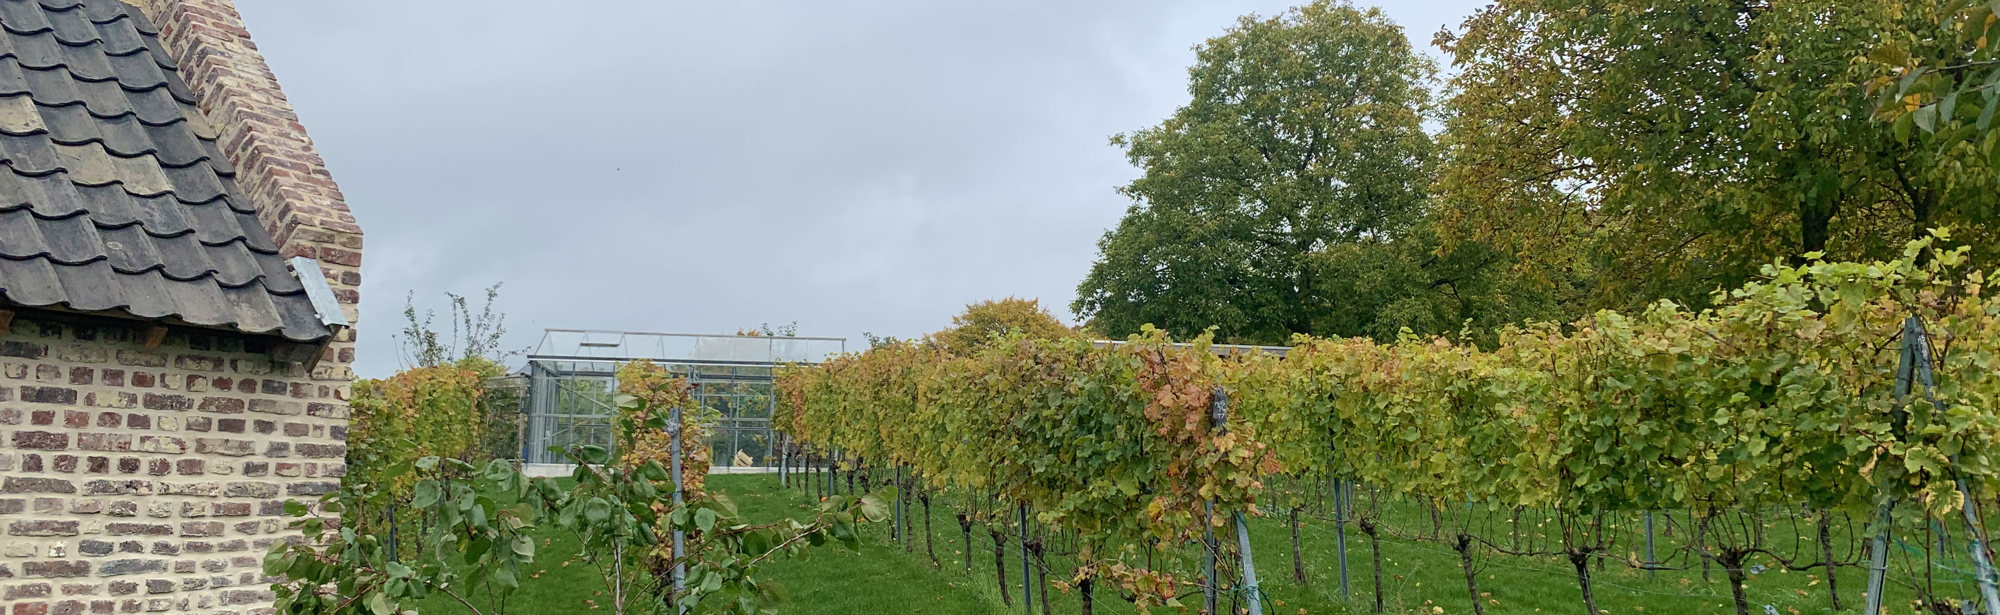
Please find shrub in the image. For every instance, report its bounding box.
[616,360,714,496]
[348,363,486,517]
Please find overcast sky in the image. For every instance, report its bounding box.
[234,0,1488,377]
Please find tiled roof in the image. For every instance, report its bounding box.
[0,0,330,342]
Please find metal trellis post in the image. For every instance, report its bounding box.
[1903,317,2000,614]
[1204,500,1219,615]
[1335,474,1350,600]
[1213,387,1263,615]
[1867,317,1920,615]
[1018,504,1033,615]
[669,402,688,615]
[1644,511,1657,577]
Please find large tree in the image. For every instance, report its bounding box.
[1434,0,2000,312]
[933,297,1077,354]
[1074,0,1438,344]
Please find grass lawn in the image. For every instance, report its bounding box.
[412,473,1972,615]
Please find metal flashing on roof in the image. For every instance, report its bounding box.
[529,329,847,364]
[287,257,347,328]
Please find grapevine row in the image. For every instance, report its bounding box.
[777,236,2000,614]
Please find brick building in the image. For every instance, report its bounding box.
[0,0,362,613]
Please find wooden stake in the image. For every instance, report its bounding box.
[142,326,168,349]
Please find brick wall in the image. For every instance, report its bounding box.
[120,0,364,383]
[0,314,348,615]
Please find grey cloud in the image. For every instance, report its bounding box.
[235,0,1485,377]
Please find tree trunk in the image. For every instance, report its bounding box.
[991,526,1013,607]
[959,513,975,573]
[1456,534,1485,615]
[613,541,627,615]
[1292,506,1306,584]
[922,492,938,566]
[1031,538,1051,615]
[1798,201,1832,264]
[1913,187,1937,243]
[1079,576,1094,615]
[1721,550,1751,615]
[1363,519,1384,614]
[1569,550,1599,615]
[1695,512,1712,582]
[1819,510,1842,612]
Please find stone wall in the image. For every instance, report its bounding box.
[0,314,348,615]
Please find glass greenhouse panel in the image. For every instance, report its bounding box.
[521,330,843,470]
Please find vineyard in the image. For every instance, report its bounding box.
[774,237,2000,615]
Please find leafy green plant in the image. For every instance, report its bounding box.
[264,456,537,615]
[348,364,489,547]
[781,235,2000,615]
[272,373,877,615]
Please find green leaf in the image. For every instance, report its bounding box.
[585,498,612,524]
[414,457,440,471]
[1897,66,1928,98]
[858,492,891,522]
[1914,103,1939,133]
[614,393,642,411]
[484,459,515,482]
[741,529,771,556]
[412,481,440,508]
[367,591,395,615]
[465,536,491,563]
[641,461,670,482]
[1978,91,1998,131]
[711,493,740,517]
[1869,43,1909,67]
[695,507,718,533]
[512,535,535,558]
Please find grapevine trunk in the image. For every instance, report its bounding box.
[1818,511,1842,612]
[990,525,1013,607]
[1455,533,1485,615]
[1291,506,1305,584]
[1568,550,1599,615]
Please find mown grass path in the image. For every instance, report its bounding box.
[420,473,1945,615]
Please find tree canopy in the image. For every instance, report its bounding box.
[1075,0,2000,345]
[1073,0,1437,344]
[934,297,1076,353]
[1434,0,2000,313]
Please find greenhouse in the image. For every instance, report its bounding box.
[519,329,846,469]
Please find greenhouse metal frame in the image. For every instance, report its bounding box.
[520,329,846,469]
